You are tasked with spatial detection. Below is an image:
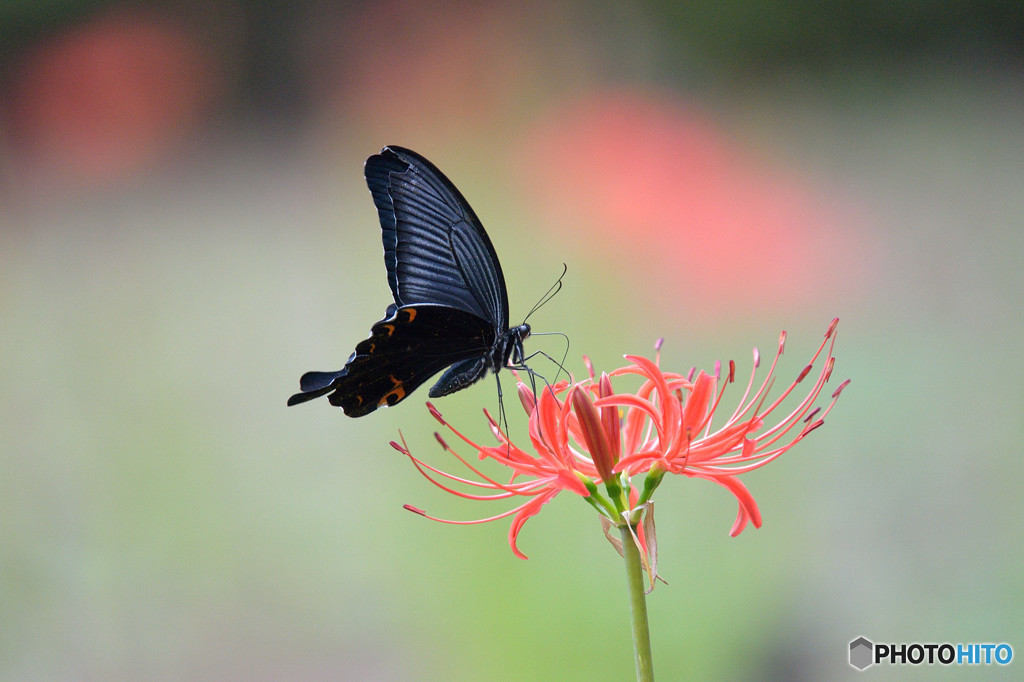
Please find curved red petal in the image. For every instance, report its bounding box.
[507,492,556,560]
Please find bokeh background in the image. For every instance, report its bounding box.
[2,1,1022,679]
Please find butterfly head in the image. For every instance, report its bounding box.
[507,323,530,367]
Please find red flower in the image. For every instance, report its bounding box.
[7,9,219,186]
[609,317,847,536]
[517,92,868,317]
[394,318,847,558]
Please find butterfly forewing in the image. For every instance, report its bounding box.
[450,220,508,332]
[365,146,509,327]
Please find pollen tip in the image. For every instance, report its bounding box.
[796,364,812,383]
[403,504,427,516]
[803,406,821,423]
[434,431,449,449]
[832,378,851,398]
[654,337,664,351]
[728,359,736,383]
[827,317,839,337]
[752,347,761,368]
[803,419,825,435]
[779,330,787,353]
[483,408,498,429]
[389,440,408,455]
[426,402,445,424]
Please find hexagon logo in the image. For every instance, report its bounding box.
[849,636,874,670]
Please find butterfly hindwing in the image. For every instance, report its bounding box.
[294,304,496,417]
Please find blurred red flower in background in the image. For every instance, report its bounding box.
[6,9,219,186]
[317,0,531,142]
[518,91,864,315]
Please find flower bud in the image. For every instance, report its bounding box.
[571,386,615,483]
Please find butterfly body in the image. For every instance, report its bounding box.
[288,146,529,416]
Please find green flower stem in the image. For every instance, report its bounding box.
[620,524,654,682]
[578,475,620,520]
[604,476,624,508]
[636,466,666,507]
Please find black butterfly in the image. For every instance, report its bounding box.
[288,145,530,417]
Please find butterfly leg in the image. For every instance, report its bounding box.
[493,372,514,459]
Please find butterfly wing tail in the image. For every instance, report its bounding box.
[287,369,348,406]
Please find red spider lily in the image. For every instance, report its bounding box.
[518,93,867,316]
[607,317,847,536]
[393,318,847,559]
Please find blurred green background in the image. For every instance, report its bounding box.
[2,1,1022,679]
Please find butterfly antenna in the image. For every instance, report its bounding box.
[519,263,570,388]
[522,263,567,323]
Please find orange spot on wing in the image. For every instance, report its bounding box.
[404,307,417,322]
[379,375,406,406]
